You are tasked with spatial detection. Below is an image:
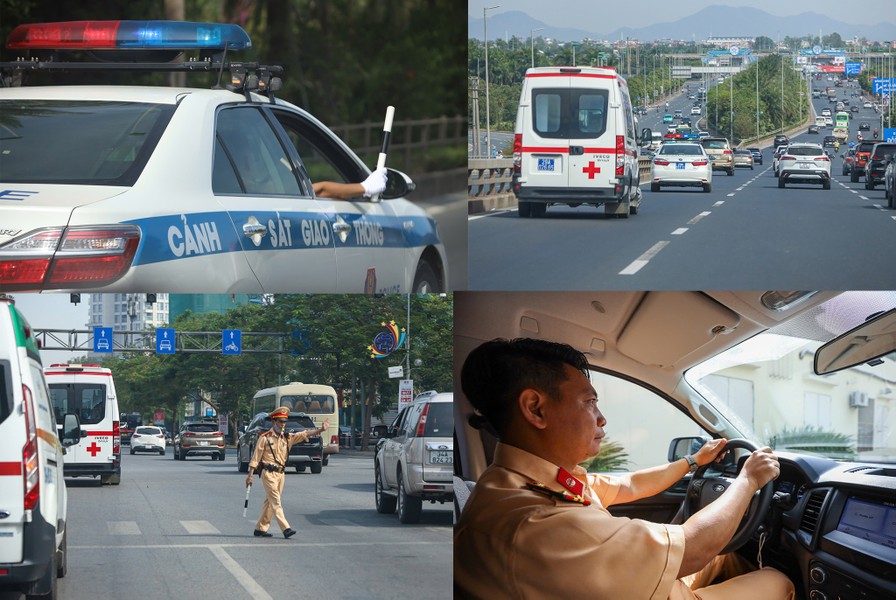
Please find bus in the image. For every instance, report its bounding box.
[834,111,849,129]
[251,383,339,462]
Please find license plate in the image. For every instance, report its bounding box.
[199,441,208,446]
[676,162,685,170]
[430,450,453,464]
[537,158,555,172]
[798,162,812,169]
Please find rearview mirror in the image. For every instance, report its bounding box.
[814,309,896,375]
[61,413,82,447]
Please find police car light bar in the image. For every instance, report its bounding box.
[6,20,251,51]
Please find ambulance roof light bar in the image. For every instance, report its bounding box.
[6,20,252,51]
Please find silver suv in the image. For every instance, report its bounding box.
[374,392,454,523]
[777,143,832,189]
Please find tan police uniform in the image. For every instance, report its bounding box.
[454,443,793,600]
[248,409,316,535]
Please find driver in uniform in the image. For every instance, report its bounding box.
[454,338,794,600]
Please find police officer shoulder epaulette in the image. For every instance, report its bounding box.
[525,481,591,506]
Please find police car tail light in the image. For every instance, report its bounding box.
[692,160,708,167]
[6,20,251,51]
[415,403,431,437]
[22,384,40,511]
[654,159,670,166]
[615,135,625,176]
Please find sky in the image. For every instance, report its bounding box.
[11,293,91,363]
[468,0,896,30]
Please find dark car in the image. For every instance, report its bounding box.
[747,147,763,165]
[842,148,856,176]
[236,412,323,474]
[822,135,837,148]
[807,124,820,134]
[885,156,896,208]
[864,143,896,191]
[859,122,870,131]
[773,134,789,147]
[851,105,859,113]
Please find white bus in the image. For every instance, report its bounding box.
[252,383,339,462]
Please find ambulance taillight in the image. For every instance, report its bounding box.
[22,385,40,511]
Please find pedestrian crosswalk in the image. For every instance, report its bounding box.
[106,520,221,535]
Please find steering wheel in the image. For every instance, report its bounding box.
[673,438,774,554]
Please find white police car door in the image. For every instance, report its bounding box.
[213,106,337,292]
[268,109,409,294]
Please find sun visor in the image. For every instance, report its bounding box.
[617,292,740,367]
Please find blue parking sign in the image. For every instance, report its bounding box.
[222,329,241,355]
[93,327,113,353]
[156,328,176,354]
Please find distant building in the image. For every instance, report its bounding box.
[89,294,168,332]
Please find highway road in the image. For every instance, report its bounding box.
[468,79,895,290]
[1,449,452,600]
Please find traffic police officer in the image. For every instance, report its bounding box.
[246,406,329,538]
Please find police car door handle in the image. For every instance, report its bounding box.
[332,222,351,235]
[242,223,268,238]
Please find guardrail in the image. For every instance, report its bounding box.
[468,157,652,215]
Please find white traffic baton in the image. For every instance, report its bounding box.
[371,105,395,202]
[243,484,251,518]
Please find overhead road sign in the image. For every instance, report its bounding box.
[93,327,113,353]
[222,329,241,355]
[156,328,176,354]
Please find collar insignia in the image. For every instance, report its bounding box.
[526,481,591,506]
[556,467,584,496]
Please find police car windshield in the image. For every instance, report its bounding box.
[0,100,175,185]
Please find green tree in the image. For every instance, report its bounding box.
[579,439,631,472]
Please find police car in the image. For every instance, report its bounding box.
[0,21,447,294]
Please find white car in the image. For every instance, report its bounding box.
[777,143,832,190]
[821,108,832,117]
[651,142,712,193]
[0,21,447,294]
[690,106,701,115]
[130,426,167,455]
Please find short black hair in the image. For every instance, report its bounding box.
[460,338,589,438]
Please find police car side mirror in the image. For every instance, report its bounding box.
[378,168,415,201]
[61,413,83,447]
[667,436,709,462]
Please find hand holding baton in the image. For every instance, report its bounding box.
[243,484,251,518]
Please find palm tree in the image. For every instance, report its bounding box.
[579,438,631,472]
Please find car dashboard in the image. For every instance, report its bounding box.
[764,452,896,599]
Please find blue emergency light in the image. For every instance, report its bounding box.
[6,20,251,51]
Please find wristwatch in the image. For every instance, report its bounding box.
[684,454,699,472]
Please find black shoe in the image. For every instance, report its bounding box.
[283,528,296,539]
[253,529,272,537]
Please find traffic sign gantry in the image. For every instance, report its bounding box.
[222,329,242,355]
[93,327,113,353]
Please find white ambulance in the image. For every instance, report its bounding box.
[46,363,122,485]
[511,66,643,218]
[0,296,80,597]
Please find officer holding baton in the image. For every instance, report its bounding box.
[246,406,330,538]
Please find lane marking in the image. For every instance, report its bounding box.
[687,211,712,225]
[859,196,869,200]
[181,520,221,535]
[726,193,735,197]
[108,521,141,535]
[619,241,669,275]
[671,228,688,235]
[712,201,725,207]
[469,209,512,221]
[209,545,273,600]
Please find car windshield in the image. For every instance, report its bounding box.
[786,147,823,156]
[871,145,896,159]
[0,100,176,185]
[135,427,159,435]
[186,423,218,433]
[262,416,314,430]
[703,140,726,149]
[659,144,701,155]
[684,292,896,464]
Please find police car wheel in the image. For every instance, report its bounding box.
[412,260,440,294]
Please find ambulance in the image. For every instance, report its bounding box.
[45,364,122,485]
[0,296,80,597]
[511,66,643,218]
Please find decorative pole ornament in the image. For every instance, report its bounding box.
[368,320,406,358]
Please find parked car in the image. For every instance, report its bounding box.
[863,142,896,191]
[374,392,454,524]
[237,412,323,473]
[454,291,896,600]
[130,426,166,455]
[747,147,763,165]
[173,420,225,461]
[777,143,832,189]
[650,142,712,193]
[732,148,754,169]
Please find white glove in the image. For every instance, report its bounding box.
[361,168,388,198]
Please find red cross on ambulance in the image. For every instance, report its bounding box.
[582,161,601,179]
[86,441,102,457]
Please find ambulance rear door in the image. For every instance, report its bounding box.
[47,372,115,470]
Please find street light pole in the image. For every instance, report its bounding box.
[531,27,544,69]
[484,5,500,159]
